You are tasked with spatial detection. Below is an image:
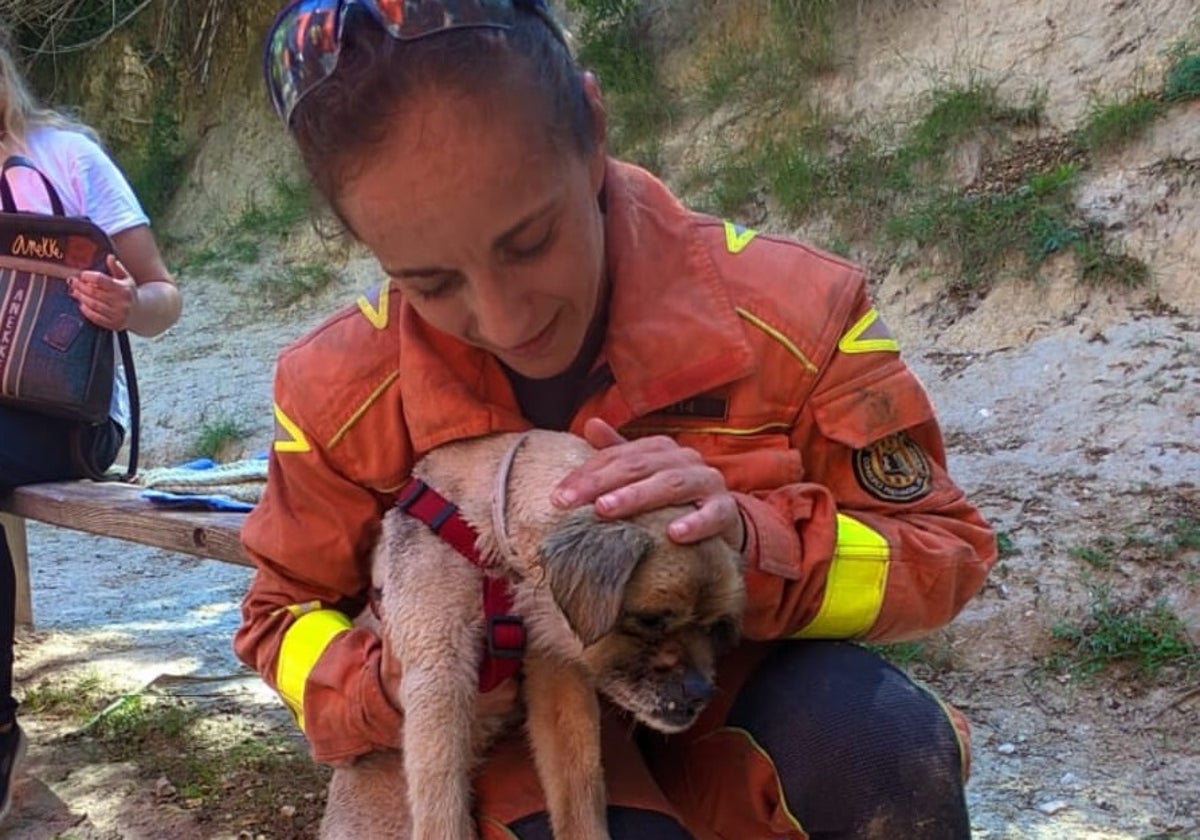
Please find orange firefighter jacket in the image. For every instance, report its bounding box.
[233,159,998,766]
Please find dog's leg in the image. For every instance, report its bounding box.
[400,644,481,840]
[523,655,610,840]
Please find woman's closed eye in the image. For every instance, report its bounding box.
[502,223,555,262]
[403,272,462,301]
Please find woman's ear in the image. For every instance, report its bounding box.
[582,71,607,188]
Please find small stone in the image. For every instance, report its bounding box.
[280,804,297,818]
[1060,772,1079,786]
[996,742,1017,754]
[1036,800,1070,816]
[154,776,177,799]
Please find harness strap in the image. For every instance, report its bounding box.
[393,477,525,691]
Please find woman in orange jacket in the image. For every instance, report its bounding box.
[238,1,998,837]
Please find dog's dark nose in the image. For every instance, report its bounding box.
[682,670,715,707]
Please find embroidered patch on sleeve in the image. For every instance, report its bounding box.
[853,432,933,502]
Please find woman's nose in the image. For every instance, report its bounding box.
[470,273,533,349]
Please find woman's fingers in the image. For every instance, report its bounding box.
[553,433,688,509]
[553,425,745,550]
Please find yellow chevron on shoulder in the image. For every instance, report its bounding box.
[273,403,312,453]
[356,279,391,330]
[723,221,758,255]
[838,308,900,355]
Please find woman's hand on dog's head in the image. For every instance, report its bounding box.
[552,418,746,554]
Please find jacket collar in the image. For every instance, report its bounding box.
[399,159,755,454]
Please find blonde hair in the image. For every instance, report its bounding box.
[0,28,97,153]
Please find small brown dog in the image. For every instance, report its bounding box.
[320,430,745,840]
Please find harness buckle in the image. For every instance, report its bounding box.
[486,615,526,660]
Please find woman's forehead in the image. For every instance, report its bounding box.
[341,94,576,258]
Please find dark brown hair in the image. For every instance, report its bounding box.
[289,5,594,209]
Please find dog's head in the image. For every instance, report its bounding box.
[538,507,745,733]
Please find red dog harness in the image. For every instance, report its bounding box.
[393,476,526,691]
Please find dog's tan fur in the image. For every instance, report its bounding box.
[320,430,745,840]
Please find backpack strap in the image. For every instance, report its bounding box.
[0,155,66,216]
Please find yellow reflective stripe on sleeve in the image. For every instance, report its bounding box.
[276,608,352,730]
[794,513,889,639]
[838,308,900,355]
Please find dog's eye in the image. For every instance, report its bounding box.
[709,618,739,653]
[626,612,672,637]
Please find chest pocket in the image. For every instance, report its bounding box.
[671,430,802,494]
[810,363,937,450]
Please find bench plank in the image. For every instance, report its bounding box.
[2,480,253,628]
[1,481,250,566]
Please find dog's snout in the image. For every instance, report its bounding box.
[682,670,715,706]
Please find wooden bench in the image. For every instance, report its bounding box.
[1,481,252,628]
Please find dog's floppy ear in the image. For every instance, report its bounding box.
[539,508,654,646]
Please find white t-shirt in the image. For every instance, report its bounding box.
[5,125,151,431]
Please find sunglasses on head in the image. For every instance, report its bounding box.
[263,0,561,126]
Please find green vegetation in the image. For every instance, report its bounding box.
[124,90,189,223]
[232,177,315,239]
[1049,517,1199,681]
[1072,536,1119,571]
[18,670,328,828]
[767,0,838,75]
[1070,517,1200,569]
[1078,94,1164,152]
[558,7,1200,294]
[1050,582,1198,680]
[179,177,335,305]
[995,531,1019,559]
[888,162,1077,288]
[194,416,248,460]
[184,177,315,271]
[256,261,338,307]
[566,0,675,165]
[1164,41,1200,102]
[90,693,195,744]
[79,691,328,819]
[18,673,111,723]
[6,0,151,56]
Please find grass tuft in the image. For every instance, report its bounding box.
[1050,583,1199,680]
[19,673,111,723]
[194,417,248,460]
[1078,94,1164,152]
[1164,44,1200,102]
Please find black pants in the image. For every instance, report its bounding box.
[508,642,969,840]
[0,405,124,727]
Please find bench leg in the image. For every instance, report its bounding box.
[1,513,31,628]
